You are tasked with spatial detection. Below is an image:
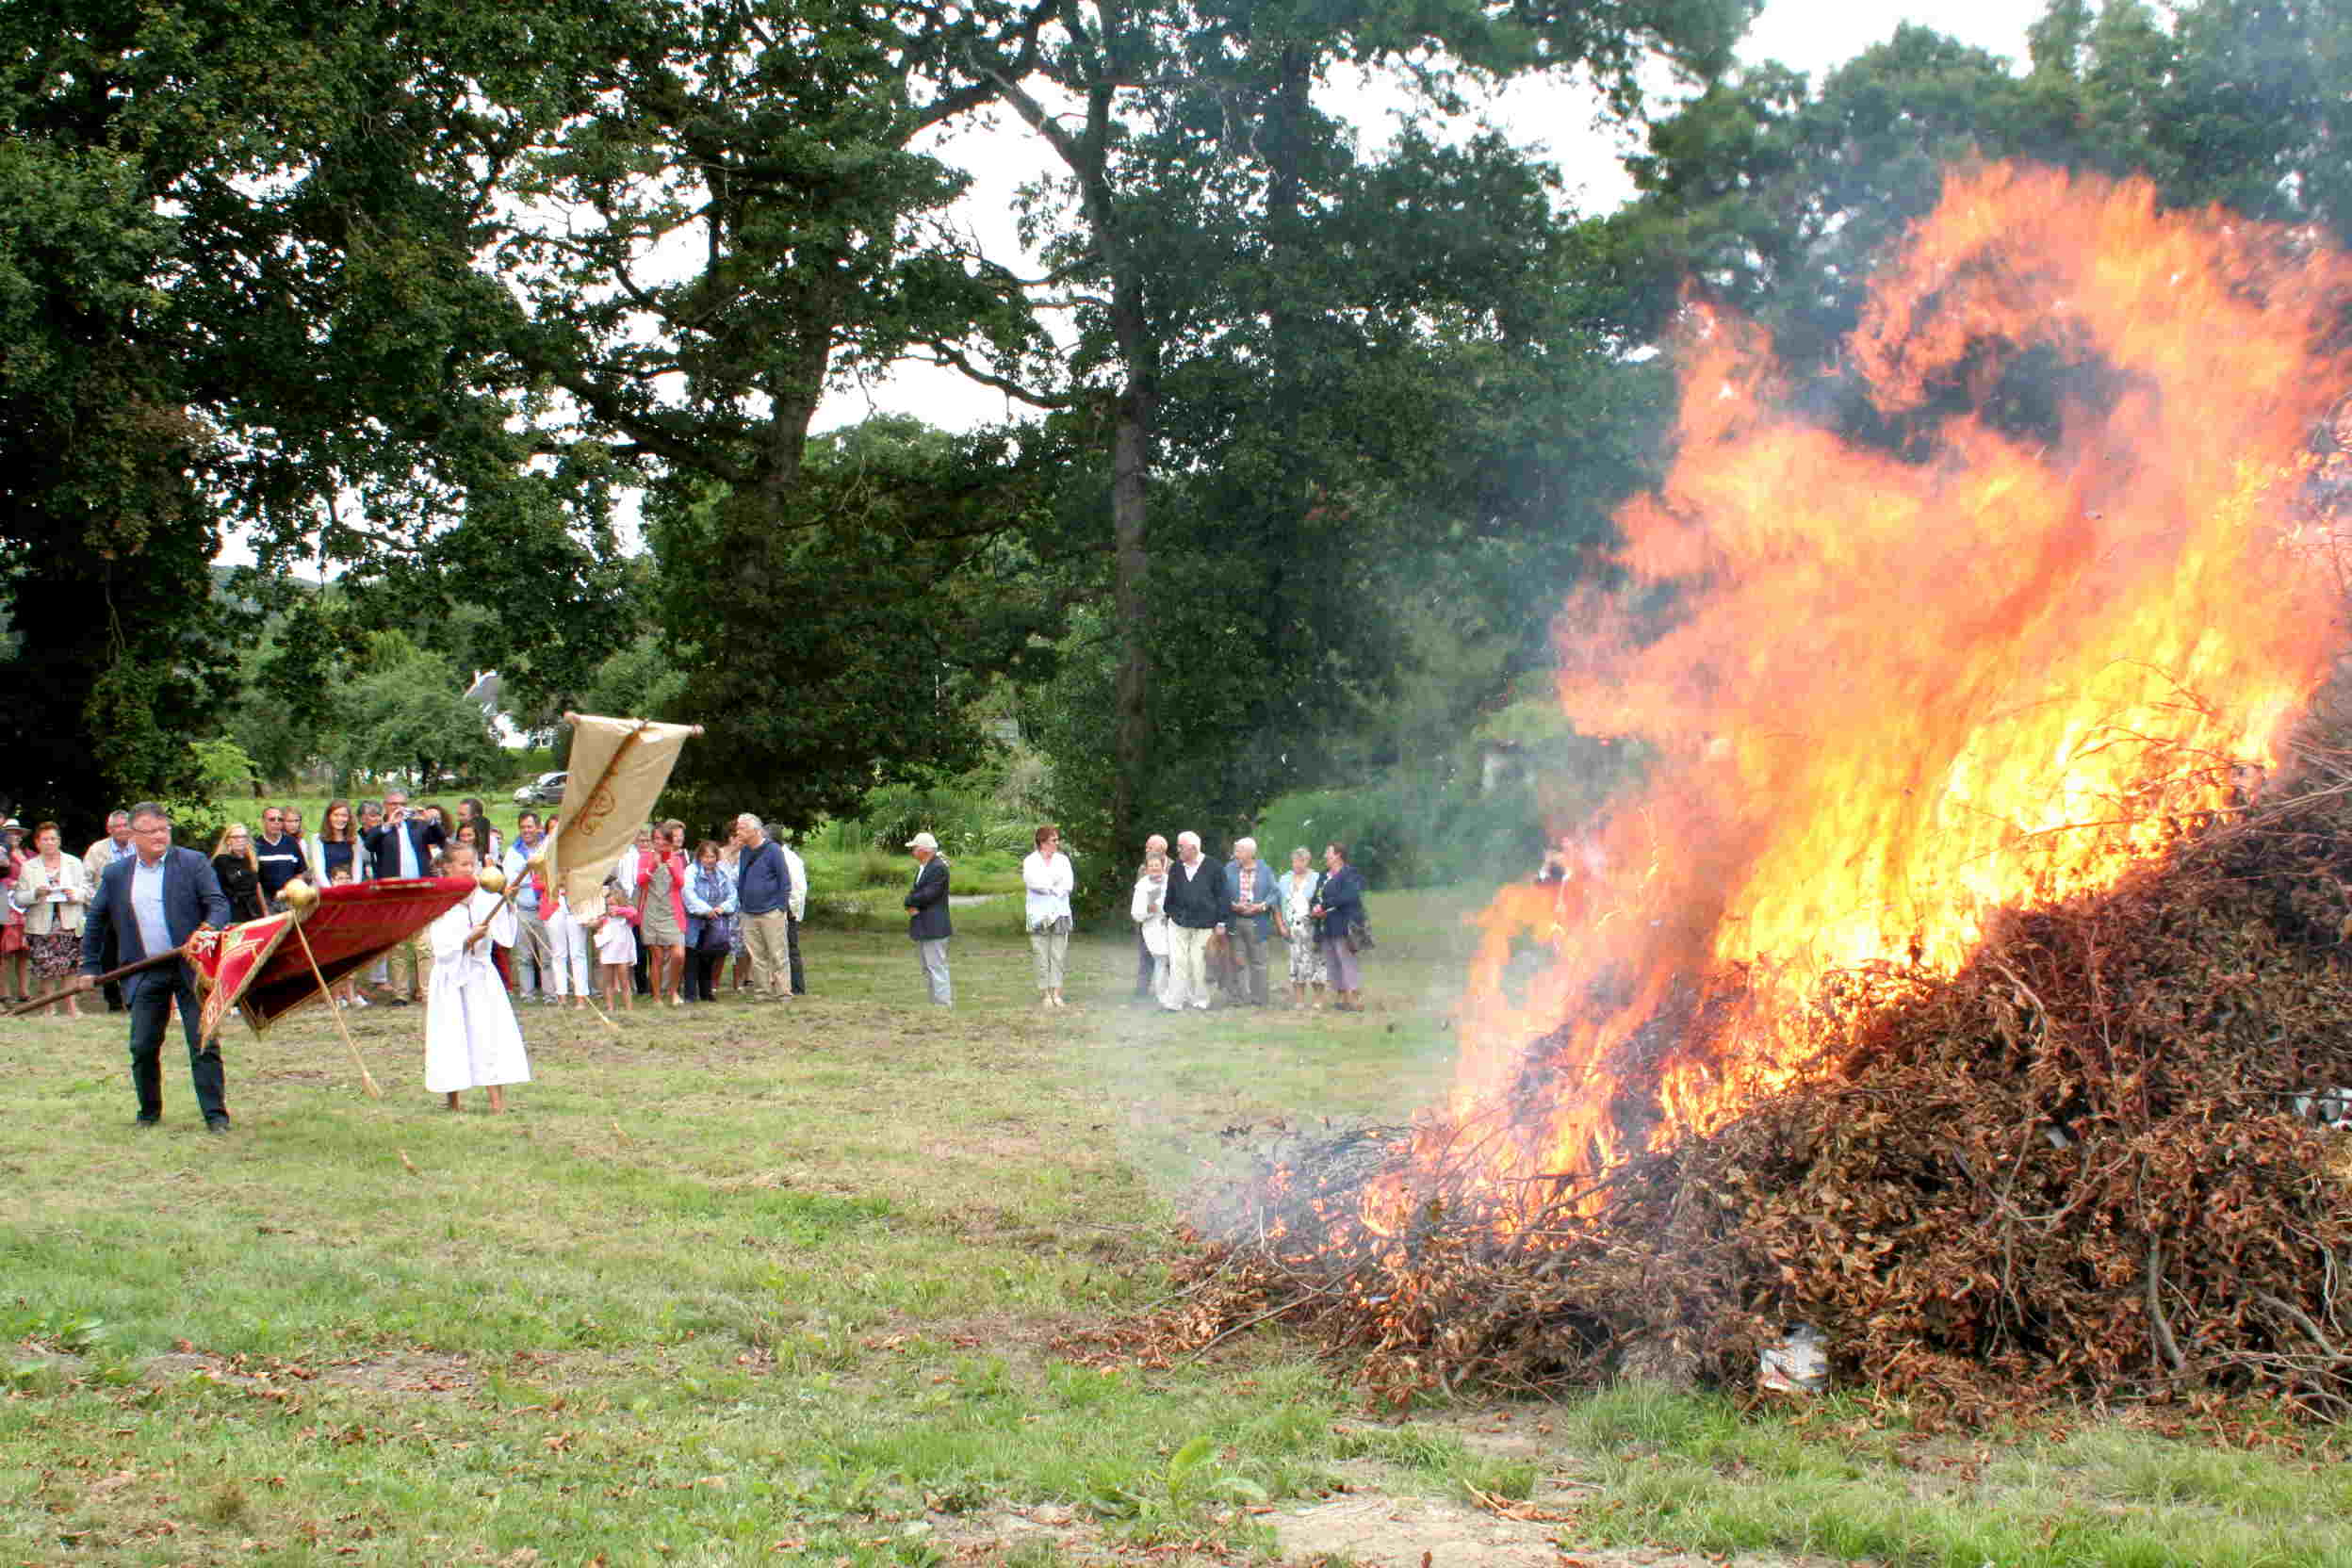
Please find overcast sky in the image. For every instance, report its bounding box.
[813,0,2059,434]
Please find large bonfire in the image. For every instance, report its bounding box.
[1189,162,2352,1418]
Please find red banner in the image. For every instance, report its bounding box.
[192,877,476,1040]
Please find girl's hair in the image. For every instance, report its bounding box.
[211,823,259,869]
[321,799,357,843]
[442,843,477,873]
[1035,823,1059,849]
[329,864,353,883]
[455,821,482,847]
[695,840,725,860]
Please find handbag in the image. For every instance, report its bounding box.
[1345,917,1374,953]
[695,913,734,954]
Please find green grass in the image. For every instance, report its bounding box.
[7,889,2351,1565]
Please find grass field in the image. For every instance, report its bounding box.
[8,890,2352,1566]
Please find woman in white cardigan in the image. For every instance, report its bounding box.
[1130,850,1173,1008]
[12,823,92,1019]
[1021,824,1076,1009]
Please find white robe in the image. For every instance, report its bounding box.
[425,890,530,1093]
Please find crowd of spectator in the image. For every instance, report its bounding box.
[2,802,1375,1020]
[0,800,812,1018]
[1123,831,1370,1013]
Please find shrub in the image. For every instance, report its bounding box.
[1255,747,1640,890]
[856,781,1032,859]
[1254,778,1510,889]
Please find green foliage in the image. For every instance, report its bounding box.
[654,422,1065,831]
[190,739,260,801]
[1088,1433,1269,1535]
[580,631,687,722]
[855,779,1030,861]
[1599,0,2352,384]
[1254,720,1647,889]
[324,634,507,789]
[939,0,1755,861]
[0,0,628,832]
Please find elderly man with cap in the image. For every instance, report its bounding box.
[904,831,952,1006]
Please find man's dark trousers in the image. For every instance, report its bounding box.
[126,966,224,1125]
[788,914,806,995]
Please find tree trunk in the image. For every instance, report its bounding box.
[1109,372,1152,864]
[754,298,837,529]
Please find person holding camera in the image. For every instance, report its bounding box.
[364,789,447,1004]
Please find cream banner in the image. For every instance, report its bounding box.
[549,712,699,920]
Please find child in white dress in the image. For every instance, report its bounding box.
[424,846,528,1112]
[593,880,639,1013]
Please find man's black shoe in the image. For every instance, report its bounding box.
[204,1119,232,1135]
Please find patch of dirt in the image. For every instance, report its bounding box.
[1270,1488,1821,1567]
[1421,1404,1572,1462]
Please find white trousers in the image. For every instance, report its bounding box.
[547,912,595,996]
[1167,925,1213,1008]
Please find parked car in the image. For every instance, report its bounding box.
[514,771,568,806]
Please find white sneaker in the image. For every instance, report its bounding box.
[353,995,370,1008]
[1192,1000,1210,1009]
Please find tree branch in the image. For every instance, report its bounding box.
[914,341,1073,409]
[539,368,753,485]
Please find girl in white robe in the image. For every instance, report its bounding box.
[425,846,529,1111]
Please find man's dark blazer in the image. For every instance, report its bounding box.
[364,818,447,880]
[905,857,952,941]
[1163,855,1227,930]
[81,847,233,973]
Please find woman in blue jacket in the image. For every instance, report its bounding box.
[1309,841,1369,1012]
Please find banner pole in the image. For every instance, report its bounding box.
[295,921,383,1100]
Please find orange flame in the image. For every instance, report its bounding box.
[1451,163,2352,1209]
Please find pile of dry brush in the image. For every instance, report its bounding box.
[1180,742,2352,1421]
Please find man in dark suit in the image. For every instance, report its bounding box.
[74,802,234,1132]
[362,787,446,1004]
[904,832,952,1006]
